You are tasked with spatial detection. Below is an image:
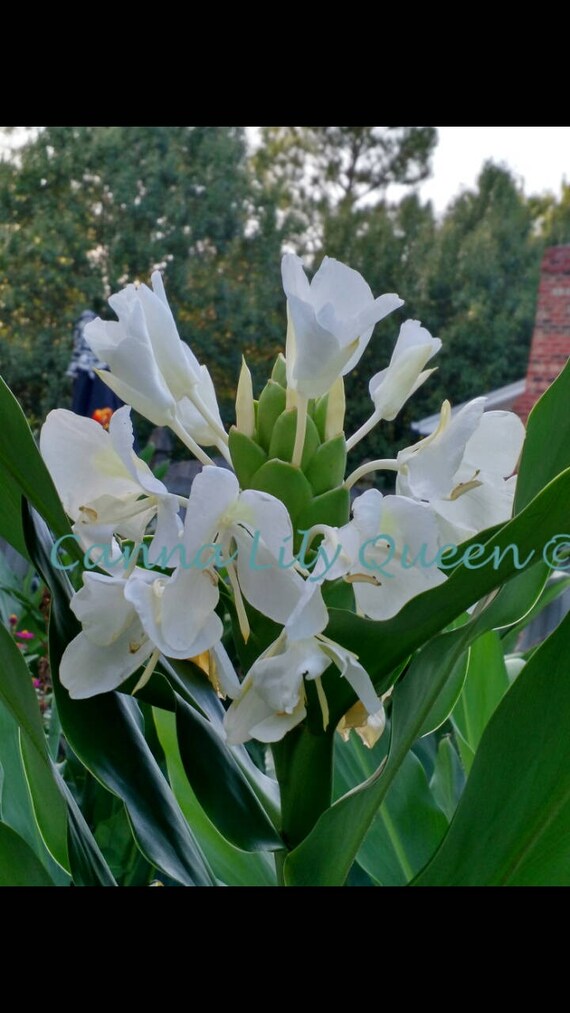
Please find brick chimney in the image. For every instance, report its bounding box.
[514,245,570,423]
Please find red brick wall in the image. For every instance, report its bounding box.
[514,245,570,422]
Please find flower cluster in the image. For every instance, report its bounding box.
[41,257,525,746]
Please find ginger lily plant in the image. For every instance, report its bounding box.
[1,250,570,887]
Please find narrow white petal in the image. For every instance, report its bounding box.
[285,583,329,641]
[210,641,241,699]
[320,639,380,715]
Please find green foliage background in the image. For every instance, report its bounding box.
[1,125,569,466]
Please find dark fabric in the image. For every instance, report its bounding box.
[71,370,123,417]
[66,310,105,380]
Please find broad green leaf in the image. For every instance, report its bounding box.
[324,466,570,723]
[451,631,510,773]
[0,703,68,884]
[429,735,466,823]
[305,435,347,495]
[500,573,570,653]
[27,507,216,887]
[158,657,281,823]
[0,822,55,886]
[284,624,473,886]
[515,357,570,512]
[154,709,276,886]
[153,673,282,852]
[0,621,69,871]
[414,610,570,885]
[51,639,216,887]
[0,476,29,559]
[356,752,448,886]
[285,472,570,881]
[228,427,267,488]
[0,375,76,546]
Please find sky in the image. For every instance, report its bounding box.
[2,127,569,215]
[246,126,570,215]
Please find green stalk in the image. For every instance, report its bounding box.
[272,724,335,854]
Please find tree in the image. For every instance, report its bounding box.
[0,126,286,427]
[253,126,437,254]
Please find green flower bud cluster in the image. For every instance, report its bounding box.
[229,355,349,552]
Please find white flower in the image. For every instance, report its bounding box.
[84,272,227,458]
[40,406,182,561]
[396,399,525,544]
[368,319,441,421]
[122,465,307,658]
[313,489,446,621]
[60,569,157,698]
[224,584,381,745]
[282,254,403,399]
[61,568,229,700]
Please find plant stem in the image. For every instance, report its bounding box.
[171,421,215,467]
[344,458,399,491]
[345,409,381,452]
[292,395,308,468]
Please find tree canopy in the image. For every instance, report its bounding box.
[1,126,568,471]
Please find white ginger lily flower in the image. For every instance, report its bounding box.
[61,569,158,699]
[369,320,441,421]
[40,406,182,562]
[313,489,446,621]
[224,584,382,745]
[346,321,441,452]
[282,254,403,400]
[123,466,307,657]
[396,398,525,544]
[84,271,227,463]
[61,569,233,700]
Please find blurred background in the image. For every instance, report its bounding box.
[1,125,569,468]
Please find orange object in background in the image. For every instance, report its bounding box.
[92,407,114,429]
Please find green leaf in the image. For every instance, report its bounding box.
[268,409,320,469]
[158,657,281,823]
[414,611,570,885]
[324,465,570,723]
[256,380,287,452]
[0,375,76,546]
[228,427,267,488]
[153,673,282,852]
[270,353,287,388]
[249,459,313,528]
[153,709,277,886]
[356,751,448,886]
[26,508,216,887]
[0,822,55,886]
[429,735,466,823]
[0,622,69,872]
[305,435,347,495]
[451,631,510,773]
[0,475,30,559]
[515,357,570,512]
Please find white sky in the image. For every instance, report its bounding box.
[3,127,569,216]
[247,126,570,215]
